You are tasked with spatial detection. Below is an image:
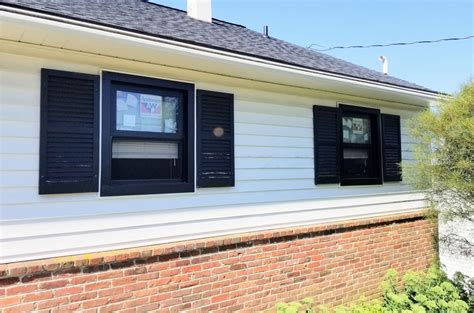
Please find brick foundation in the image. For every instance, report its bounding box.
[0,212,436,313]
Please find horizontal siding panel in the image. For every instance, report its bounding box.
[1,67,40,90]
[1,121,39,138]
[400,126,410,136]
[0,155,39,171]
[235,123,312,138]
[401,134,416,144]
[0,168,314,189]
[401,151,415,160]
[0,171,38,187]
[1,138,38,154]
[401,143,416,152]
[1,103,40,122]
[235,146,313,158]
[236,100,311,117]
[234,111,312,128]
[236,157,313,169]
[235,134,312,148]
[1,84,40,107]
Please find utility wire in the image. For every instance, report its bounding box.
[307,35,474,51]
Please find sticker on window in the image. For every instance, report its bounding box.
[140,94,162,119]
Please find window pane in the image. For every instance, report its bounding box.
[342,148,370,178]
[342,116,371,144]
[111,139,181,180]
[116,91,178,133]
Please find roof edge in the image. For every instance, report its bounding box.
[1,4,440,100]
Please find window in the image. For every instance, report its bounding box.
[313,104,401,186]
[39,69,237,196]
[101,72,194,196]
[340,105,382,185]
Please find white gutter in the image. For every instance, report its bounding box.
[1,6,439,100]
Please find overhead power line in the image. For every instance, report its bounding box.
[307,35,474,51]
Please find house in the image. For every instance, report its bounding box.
[0,0,439,311]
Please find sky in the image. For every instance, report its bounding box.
[154,0,474,94]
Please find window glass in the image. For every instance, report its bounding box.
[116,90,178,133]
[342,148,370,178]
[111,139,181,180]
[342,116,371,144]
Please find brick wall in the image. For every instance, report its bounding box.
[0,212,436,313]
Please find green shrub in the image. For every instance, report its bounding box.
[276,297,314,313]
[275,267,469,313]
[379,267,468,313]
[450,271,474,311]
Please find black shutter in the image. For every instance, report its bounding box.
[313,106,340,184]
[381,114,402,181]
[197,90,234,187]
[39,69,100,194]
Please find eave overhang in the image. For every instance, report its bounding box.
[1,6,440,107]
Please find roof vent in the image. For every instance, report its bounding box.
[263,25,269,38]
[379,56,388,75]
[187,0,212,23]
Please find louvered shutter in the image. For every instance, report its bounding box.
[381,114,402,181]
[313,106,340,184]
[197,90,234,187]
[39,69,100,194]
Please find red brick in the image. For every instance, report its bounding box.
[39,279,68,290]
[123,281,147,292]
[6,284,37,296]
[112,276,136,286]
[70,291,98,302]
[70,274,97,284]
[54,286,83,296]
[36,297,68,309]
[0,295,22,307]
[97,270,123,280]
[212,294,230,303]
[85,281,111,291]
[23,291,54,302]
[98,303,124,313]
[4,303,35,313]
[108,292,133,303]
[148,277,171,287]
[82,298,110,309]
[98,286,124,297]
[150,292,172,302]
[161,268,180,277]
[182,264,201,273]
[136,303,160,312]
[51,303,82,313]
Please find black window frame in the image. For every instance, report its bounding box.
[101,72,195,196]
[339,104,383,186]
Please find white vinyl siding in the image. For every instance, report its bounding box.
[0,52,425,263]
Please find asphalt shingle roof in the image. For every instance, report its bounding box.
[2,0,435,93]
